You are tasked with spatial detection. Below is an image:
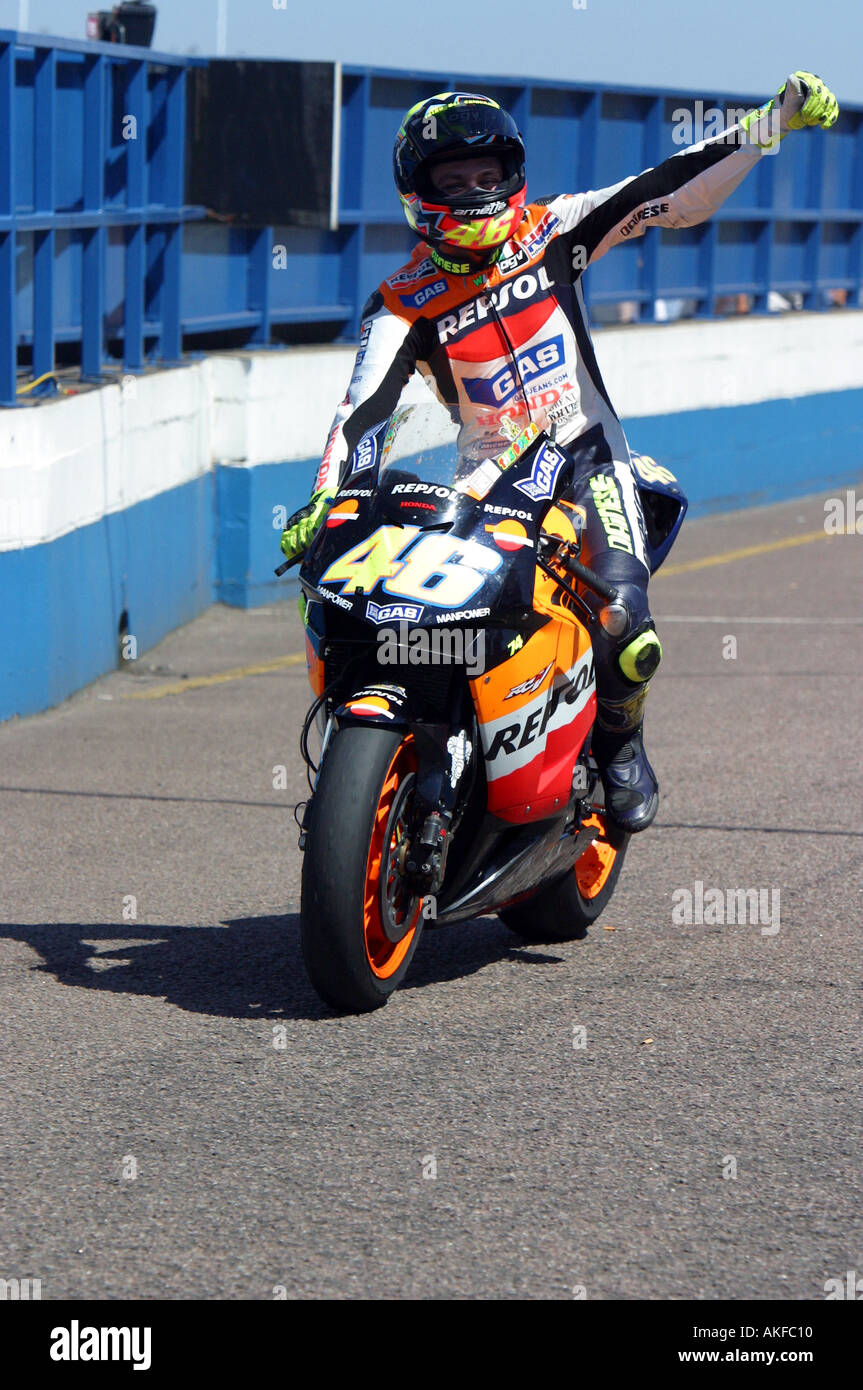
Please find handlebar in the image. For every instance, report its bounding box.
[538,533,620,604]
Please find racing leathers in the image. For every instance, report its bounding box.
[308,108,787,827]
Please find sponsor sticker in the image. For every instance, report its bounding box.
[434,606,491,624]
[463,335,565,406]
[398,279,448,310]
[514,442,567,502]
[485,519,533,552]
[447,730,471,788]
[631,454,677,486]
[366,600,424,624]
[350,429,379,475]
[391,482,454,500]
[483,654,595,763]
[505,662,554,700]
[453,199,507,217]
[496,243,530,276]
[455,458,503,501]
[495,421,540,470]
[436,266,555,342]
[483,503,532,520]
[588,474,634,553]
[619,202,670,238]
[387,257,435,288]
[546,387,581,424]
[326,499,361,527]
[347,695,395,720]
[316,585,353,610]
[520,210,560,259]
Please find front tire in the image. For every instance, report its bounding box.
[500,814,629,943]
[301,726,424,1012]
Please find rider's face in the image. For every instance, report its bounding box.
[428,155,505,199]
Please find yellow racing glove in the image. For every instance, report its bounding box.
[741,71,839,150]
[777,71,840,131]
[279,486,336,564]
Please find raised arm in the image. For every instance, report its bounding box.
[557,71,839,265]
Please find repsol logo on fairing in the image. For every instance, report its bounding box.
[619,202,669,238]
[464,335,565,406]
[436,266,555,343]
[391,482,454,499]
[589,474,634,553]
[486,659,595,760]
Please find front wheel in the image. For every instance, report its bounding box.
[499,814,629,943]
[301,725,424,1012]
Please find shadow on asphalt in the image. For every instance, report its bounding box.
[0,917,564,1021]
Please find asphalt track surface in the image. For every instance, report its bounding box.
[1,488,861,1301]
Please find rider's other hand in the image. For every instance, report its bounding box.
[279,487,336,562]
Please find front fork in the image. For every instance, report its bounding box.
[400,720,474,896]
[298,694,476,897]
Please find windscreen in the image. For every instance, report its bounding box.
[375,398,541,500]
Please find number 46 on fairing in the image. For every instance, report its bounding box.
[320,525,501,608]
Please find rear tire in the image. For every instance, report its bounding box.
[301,725,424,1012]
[500,815,629,943]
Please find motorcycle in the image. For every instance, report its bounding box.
[276,403,687,1012]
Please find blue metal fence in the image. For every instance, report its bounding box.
[0,28,205,407]
[3,35,862,408]
[312,66,863,337]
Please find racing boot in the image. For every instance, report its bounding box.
[592,720,659,834]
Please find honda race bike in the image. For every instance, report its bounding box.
[277,404,686,1012]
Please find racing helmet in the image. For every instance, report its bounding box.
[393,92,527,266]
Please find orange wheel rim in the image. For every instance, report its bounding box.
[363,737,422,979]
[575,813,619,900]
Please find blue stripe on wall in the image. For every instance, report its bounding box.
[223,389,863,607]
[215,458,313,608]
[4,387,862,720]
[623,388,863,517]
[1,474,214,722]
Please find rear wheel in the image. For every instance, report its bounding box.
[499,813,629,943]
[301,726,424,1012]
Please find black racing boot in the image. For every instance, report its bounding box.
[592,723,659,834]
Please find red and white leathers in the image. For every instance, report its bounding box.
[313,110,769,775]
[315,109,770,564]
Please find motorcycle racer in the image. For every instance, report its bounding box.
[281,73,838,832]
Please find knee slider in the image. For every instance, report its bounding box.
[594,579,658,682]
[619,625,662,683]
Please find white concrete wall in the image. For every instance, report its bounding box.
[2,310,862,553]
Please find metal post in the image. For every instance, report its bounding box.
[82,52,106,381]
[0,39,16,405]
[338,71,369,338]
[33,46,56,380]
[160,65,186,361]
[803,132,825,310]
[123,59,147,370]
[249,226,273,345]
